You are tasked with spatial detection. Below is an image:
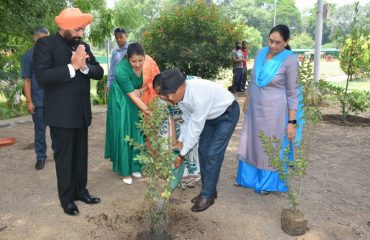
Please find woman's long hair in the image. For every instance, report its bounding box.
[269,24,291,50]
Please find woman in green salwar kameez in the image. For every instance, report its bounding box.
[104,43,151,185]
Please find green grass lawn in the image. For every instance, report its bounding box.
[328,79,370,92]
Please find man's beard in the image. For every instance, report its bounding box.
[64,30,81,47]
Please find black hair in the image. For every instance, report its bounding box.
[235,42,241,47]
[127,43,145,59]
[269,24,291,50]
[33,26,49,35]
[153,73,161,89]
[114,27,126,35]
[242,40,248,45]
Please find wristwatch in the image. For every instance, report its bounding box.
[288,120,297,124]
[80,65,89,72]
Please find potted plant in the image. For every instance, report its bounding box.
[259,132,309,236]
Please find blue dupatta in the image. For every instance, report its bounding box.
[254,47,304,160]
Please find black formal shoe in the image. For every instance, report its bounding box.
[63,202,79,216]
[35,160,45,170]
[191,197,215,212]
[76,194,101,204]
[191,191,217,204]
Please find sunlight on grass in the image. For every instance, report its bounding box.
[328,79,370,92]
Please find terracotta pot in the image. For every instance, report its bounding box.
[281,208,308,236]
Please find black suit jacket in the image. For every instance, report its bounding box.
[33,33,104,128]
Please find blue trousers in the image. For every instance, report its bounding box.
[198,100,240,199]
[232,68,244,91]
[32,107,55,162]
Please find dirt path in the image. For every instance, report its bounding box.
[0,95,369,240]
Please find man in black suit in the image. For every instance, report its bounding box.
[33,8,104,216]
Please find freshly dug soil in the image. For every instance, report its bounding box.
[0,99,369,240]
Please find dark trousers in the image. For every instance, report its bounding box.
[242,67,248,89]
[50,126,89,208]
[198,100,240,199]
[32,107,56,162]
[232,68,244,91]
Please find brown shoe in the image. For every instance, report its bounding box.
[191,197,215,212]
[191,191,217,204]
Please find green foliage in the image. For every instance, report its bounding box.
[239,26,263,57]
[259,132,308,211]
[0,70,27,119]
[275,0,301,33]
[94,75,107,104]
[334,2,370,121]
[142,1,244,78]
[323,84,370,121]
[126,98,175,234]
[219,0,273,46]
[290,33,314,49]
[113,0,148,33]
[88,9,115,47]
[298,60,322,126]
[328,2,370,39]
[339,35,370,79]
[336,2,369,80]
[0,0,66,71]
[0,102,27,120]
[72,0,105,12]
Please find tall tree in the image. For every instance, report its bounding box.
[0,0,66,70]
[275,0,301,33]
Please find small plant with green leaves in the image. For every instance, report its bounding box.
[298,59,322,126]
[259,132,308,211]
[125,97,175,236]
[92,75,107,105]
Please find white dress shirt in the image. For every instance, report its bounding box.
[178,79,235,156]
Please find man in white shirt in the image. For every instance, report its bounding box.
[155,68,240,212]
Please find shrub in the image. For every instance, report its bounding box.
[92,75,107,105]
[0,70,27,119]
[142,1,244,79]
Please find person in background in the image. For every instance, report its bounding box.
[21,26,55,170]
[33,8,104,216]
[235,24,304,195]
[105,27,130,93]
[231,42,245,93]
[241,40,249,90]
